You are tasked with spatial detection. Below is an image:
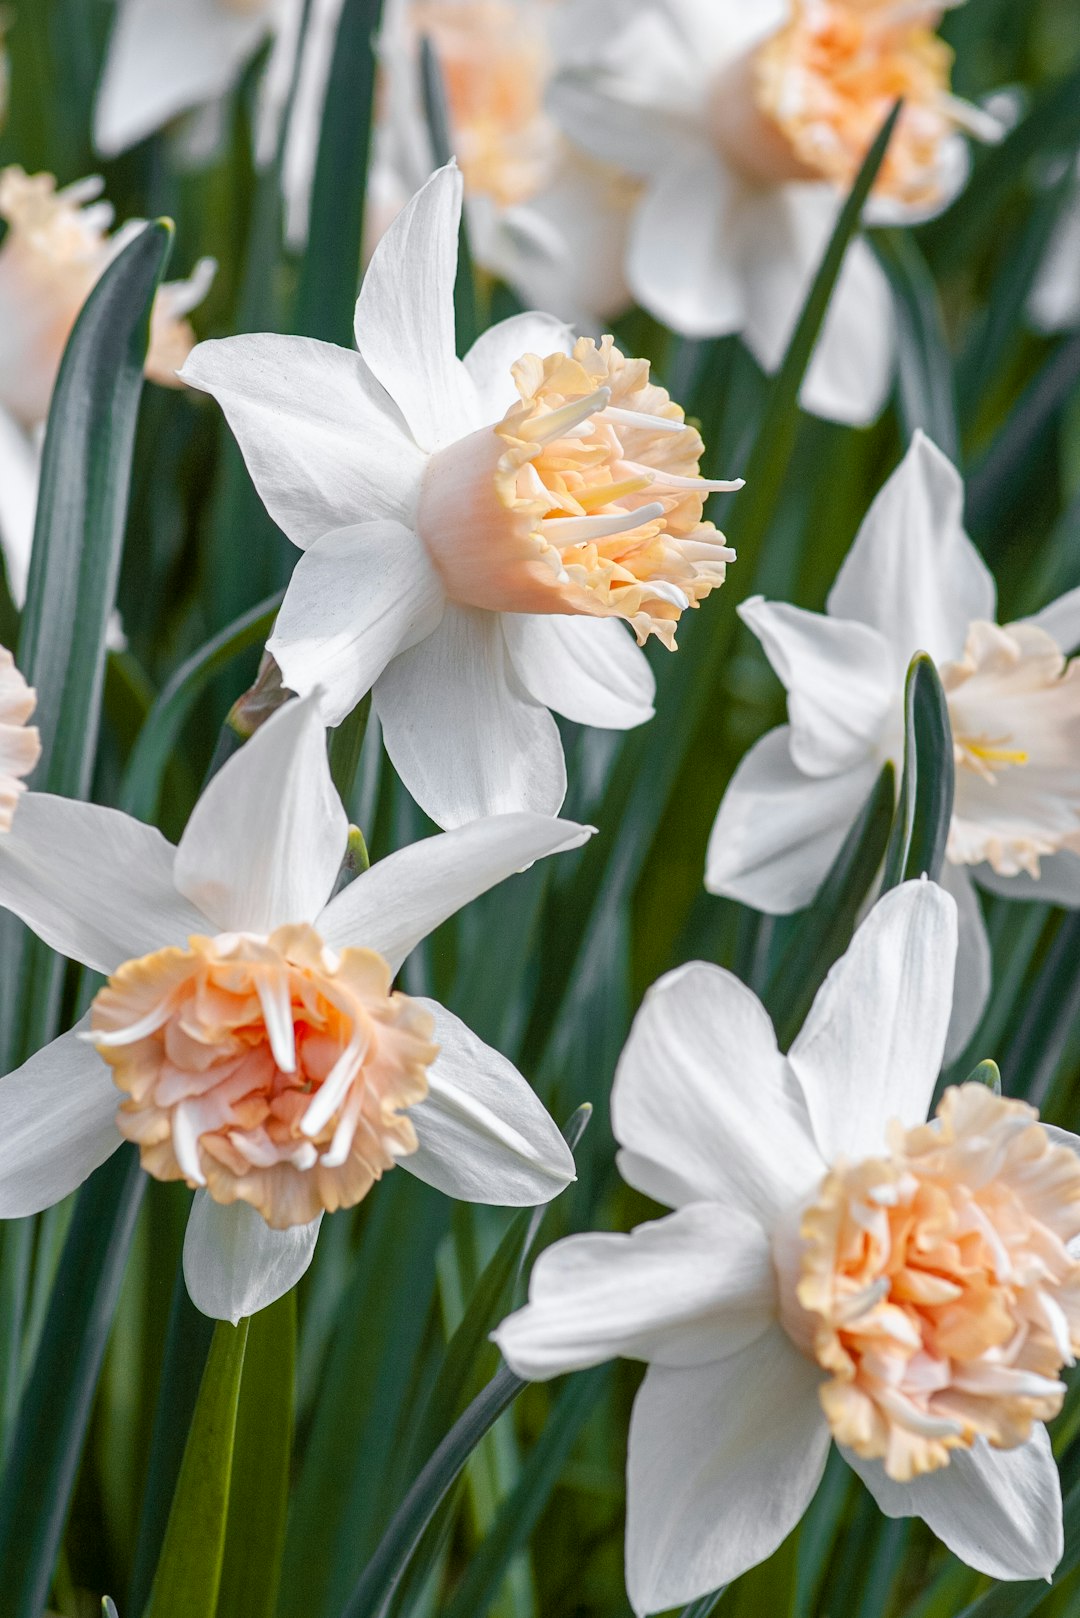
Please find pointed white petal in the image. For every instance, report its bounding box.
[502,614,656,730]
[175,694,347,934]
[625,1332,830,1616]
[353,165,479,452]
[827,432,996,668]
[800,235,896,428]
[612,961,822,1224]
[0,408,40,607]
[401,1000,574,1206]
[183,1193,322,1324]
[1026,584,1080,656]
[268,520,445,727]
[627,153,748,340]
[941,862,992,1063]
[846,1429,1062,1582]
[788,882,958,1164]
[0,1017,121,1217]
[179,334,425,547]
[705,726,879,914]
[974,850,1080,909]
[1029,187,1080,335]
[319,811,593,973]
[739,597,894,776]
[463,313,574,421]
[373,605,567,828]
[494,1203,775,1380]
[0,795,204,974]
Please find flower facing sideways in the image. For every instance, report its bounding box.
[0,647,40,832]
[0,695,585,1321]
[496,882,1080,1613]
[181,164,739,829]
[706,430,1080,1057]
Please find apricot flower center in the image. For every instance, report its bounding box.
[418,336,739,647]
[90,925,438,1229]
[783,1083,1080,1482]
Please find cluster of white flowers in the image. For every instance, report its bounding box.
[0,2,1079,1613]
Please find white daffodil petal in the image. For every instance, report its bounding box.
[94,0,270,156]
[1025,585,1080,657]
[975,851,1080,909]
[739,597,894,775]
[0,1017,121,1217]
[179,334,425,546]
[502,615,656,730]
[941,862,992,1063]
[0,795,204,975]
[845,1429,1062,1582]
[268,520,445,727]
[319,811,592,973]
[612,961,823,1224]
[705,726,879,914]
[494,1203,776,1380]
[402,1000,574,1206]
[625,1331,831,1617]
[373,604,568,828]
[800,234,896,428]
[789,882,958,1164]
[627,153,748,340]
[183,1193,322,1324]
[1029,188,1080,335]
[827,432,996,668]
[175,694,347,934]
[0,407,40,607]
[463,313,574,421]
[353,165,479,453]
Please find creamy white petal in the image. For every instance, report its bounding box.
[974,851,1080,909]
[175,694,347,934]
[941,861,992,1063]
[402,1000,574,1206]
[0,795,204,974]
[1027,584,1080,656]
[788,882,958,1164]
[800,234,896,428]
[463,313,574,422]
[319,812,592,973]
[268,520,445,727]
[827,432,996,668]
[494,1203,776,1380]
[627,152,748,340]
[183,1193,322,1324]
[180,334,424,546]
[0,1018,121,1217]
[612,961,823,1224]
[626,1331,831,1617]
[846,1429,1062,1582]
[502,615,656,730]
[1029,184,1080,335]
[0,407,40,607]
[353,165,479,453]
[705,726,880,914]
[739,597,894,776]
[373,605,567,828]
[94,0,270,156]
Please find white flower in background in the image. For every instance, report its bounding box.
[547,0,1002,426]
[705,431,1080,1057]
[370,0,635,325]
[1029,159,1080,334]
[0,648,40,832]
[181,165,740,829]
[0,694,587,1321]
[0,166,215,608]
[497,881,1080,1613]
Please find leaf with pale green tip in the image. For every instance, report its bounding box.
[144,1318,250,1618]
[881,655,954,893]
[966,1059,1002,1093]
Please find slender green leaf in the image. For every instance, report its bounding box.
[967,333,1080,543]
[420,34,480,352]
[678,1592,730,1618]
[872,228,959,461]
[144,1318,250,1618]
[881,655,954,892]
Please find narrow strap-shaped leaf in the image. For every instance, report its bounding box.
[144,1318,251,1618]
[967,332,1080,545]
[880,655,954,892]
[0,1146,145,1618]
[872,228,959,463]
[678,1590,730,1618]
[766,762,896,1050]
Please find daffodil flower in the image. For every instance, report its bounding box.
[0,167,214,609]
[547,0,1002,426]
[0,695,586,1321]
[496,881,1080,1613]
[706,431,1080,1056]
[0,647,40,833]
[181,164,739,829]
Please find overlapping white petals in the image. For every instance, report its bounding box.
[502,616,656,731]
[183,1192,322,1325]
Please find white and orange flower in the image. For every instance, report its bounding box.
[706,431,1080,1057]
[496,882,1077,1611]
[0,166,214,608]
[181,165,739,828]
[0,648,40,832]
[547,0,1001,425]
[0,695,585,1320]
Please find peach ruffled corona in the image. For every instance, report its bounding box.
[784,1083,1080,1482]
[419,336,739,647]
[0,648,40,833]
[90,925,438,1229]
